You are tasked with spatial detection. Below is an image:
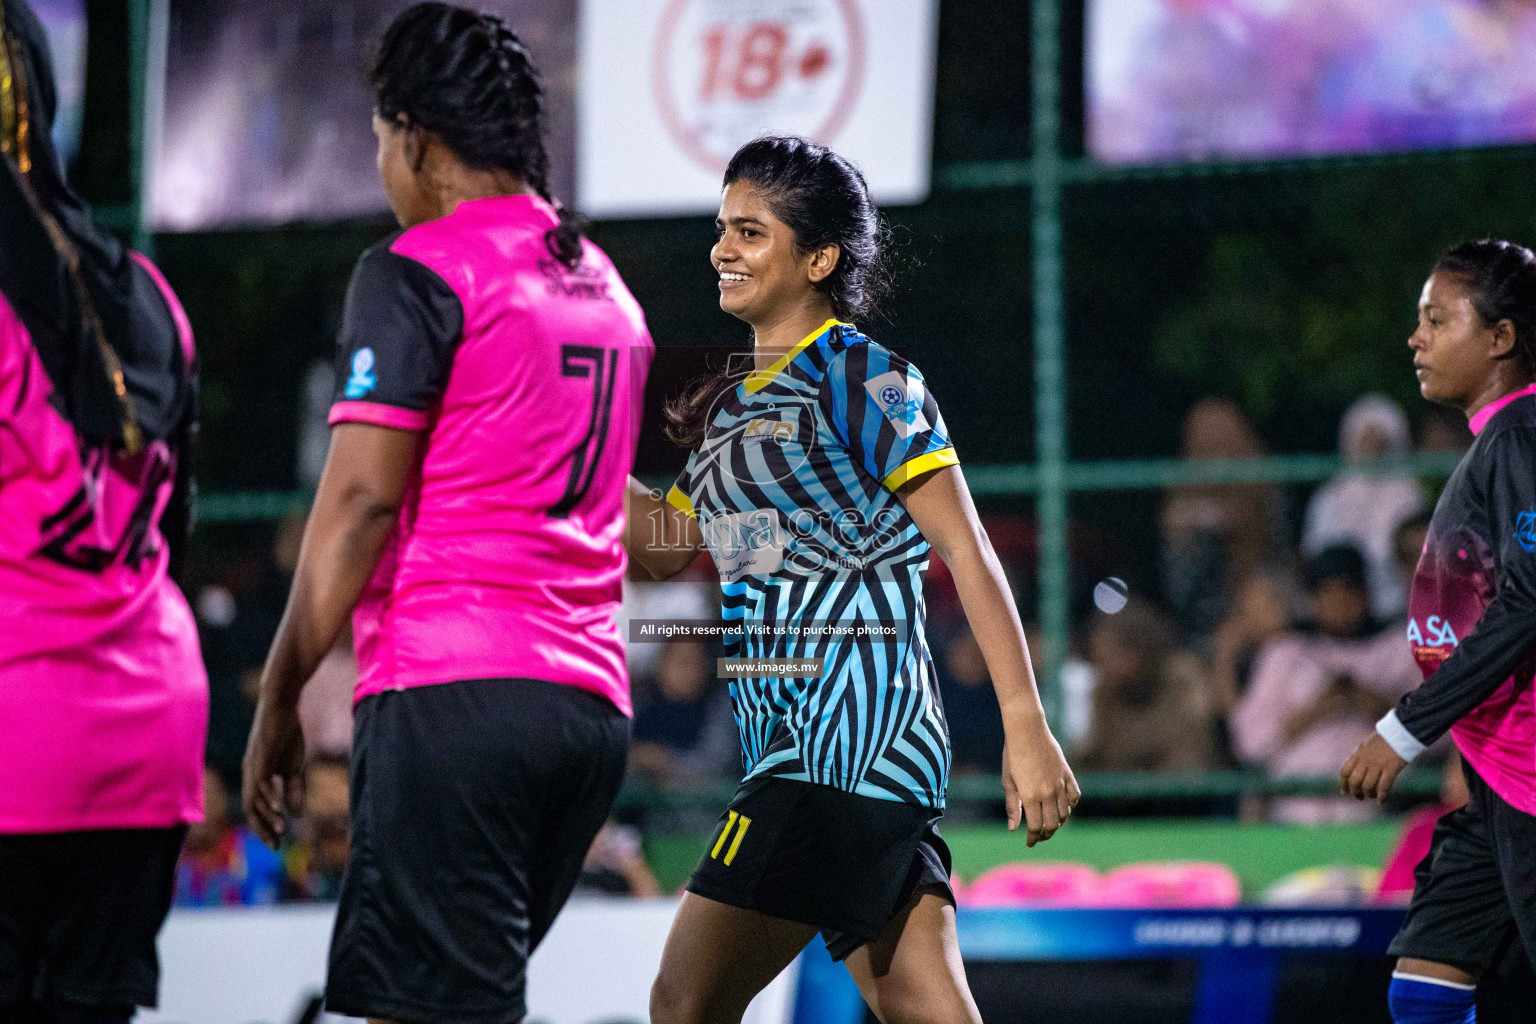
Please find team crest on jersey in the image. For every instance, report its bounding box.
[743,418,796,443]
[1514,508,1536,552]
[863,370,929,438]
[1406,615,1459,649]
[345,347,377,399]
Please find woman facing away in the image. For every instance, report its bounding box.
[241,5,652,1022]
[626,136,1079,1024]
[1341,240,1536,1024]
[0,1,205,1021]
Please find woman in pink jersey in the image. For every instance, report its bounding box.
[0,3,206,1022]
[241,6,652,1022]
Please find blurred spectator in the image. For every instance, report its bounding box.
[199,512,306,788]
[1074,598,1220,771]
[1417,403,1473,455]
[1378,753,1470,904]
[1231,545,1422,822]
[621,578,715,680]
[1392,510,1433,596]
[1023,622,1095,748]
[283,754,351,901]
[575,823,662,897]
[175,766,283,906]
[1302,394,1424,618]
[1161,398,1288,644]
[298,625,358,757]
[629,643,738,783]
[1208,572,1295,718]
[296,358,335,489]
[937,625,1006,774]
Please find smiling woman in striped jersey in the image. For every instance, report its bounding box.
[626,135,1079,1024]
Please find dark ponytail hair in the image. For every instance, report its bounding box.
[1433,239,1536,380]
[372,2,585,268]
[723,136,890,322]
[664,136,891,448]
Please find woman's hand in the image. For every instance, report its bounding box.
[1002,711,1081,846]
[242,697,307,849]
[1339,730,1408,803]
[899,465,1082,843]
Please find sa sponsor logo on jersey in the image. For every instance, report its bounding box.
[1406,615,1459,649]
[863,370,929,438]
[344,347,377,399]
[1515,508,1536,553]
[743,418,796,443]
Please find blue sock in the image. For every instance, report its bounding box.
[1388,972,1476,1024]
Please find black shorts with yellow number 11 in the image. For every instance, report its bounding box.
[686,774,952,961]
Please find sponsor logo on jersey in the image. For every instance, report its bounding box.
[700,508,786,584]
[536,256,612,301]
[1514,508,1536,552]
[345,347,377,399]
[743,418,796,443]
[1406,615,1460,649]
[863,370,929,438]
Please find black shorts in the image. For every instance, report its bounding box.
[1387,760,1536,974]
[686,775,953,961]
[0,826,185,1011]
[325,677,629,1024]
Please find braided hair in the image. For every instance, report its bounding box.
[372,2,585,267]
[1434,239,1536,380]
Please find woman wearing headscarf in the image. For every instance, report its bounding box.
[1161,397,1288,642]
[0,2,205,1021]
[1302,393,1425,618]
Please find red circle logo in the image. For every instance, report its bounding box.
[652,0,868,175]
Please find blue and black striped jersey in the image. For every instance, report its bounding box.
[668,320,959,808]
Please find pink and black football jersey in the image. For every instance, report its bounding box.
[1379,383,1536,813]
[0,256,206,833]
[327,195,653,714]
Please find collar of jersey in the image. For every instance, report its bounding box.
[742,319,849,394]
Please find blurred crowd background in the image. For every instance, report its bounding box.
[180,388,1465,908]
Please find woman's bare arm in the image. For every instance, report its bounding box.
[900,464,1081,845]
[242,422,417,846]
[624,476,706,580]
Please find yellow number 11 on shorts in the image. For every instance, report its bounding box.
[711,811,752,866]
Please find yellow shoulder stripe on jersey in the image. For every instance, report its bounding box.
[666,484,696,519]
[742,318,850,394]
[882,447,959,491]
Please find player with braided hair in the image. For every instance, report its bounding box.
[241,4,652,1021]
[1341,240,1536,1022]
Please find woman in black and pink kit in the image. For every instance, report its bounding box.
[1341,240,1536,1022]
[0,3,204,1022]
[242,6,652,1023]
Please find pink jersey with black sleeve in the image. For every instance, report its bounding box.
[328,195,652,715]
[0,257,207,833]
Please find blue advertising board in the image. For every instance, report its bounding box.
[792,907,1407,1024]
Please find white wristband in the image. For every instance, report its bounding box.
[1376,710,1426,763]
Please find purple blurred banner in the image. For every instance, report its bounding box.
[1089,0,1536,164]
[148,0,575,231]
